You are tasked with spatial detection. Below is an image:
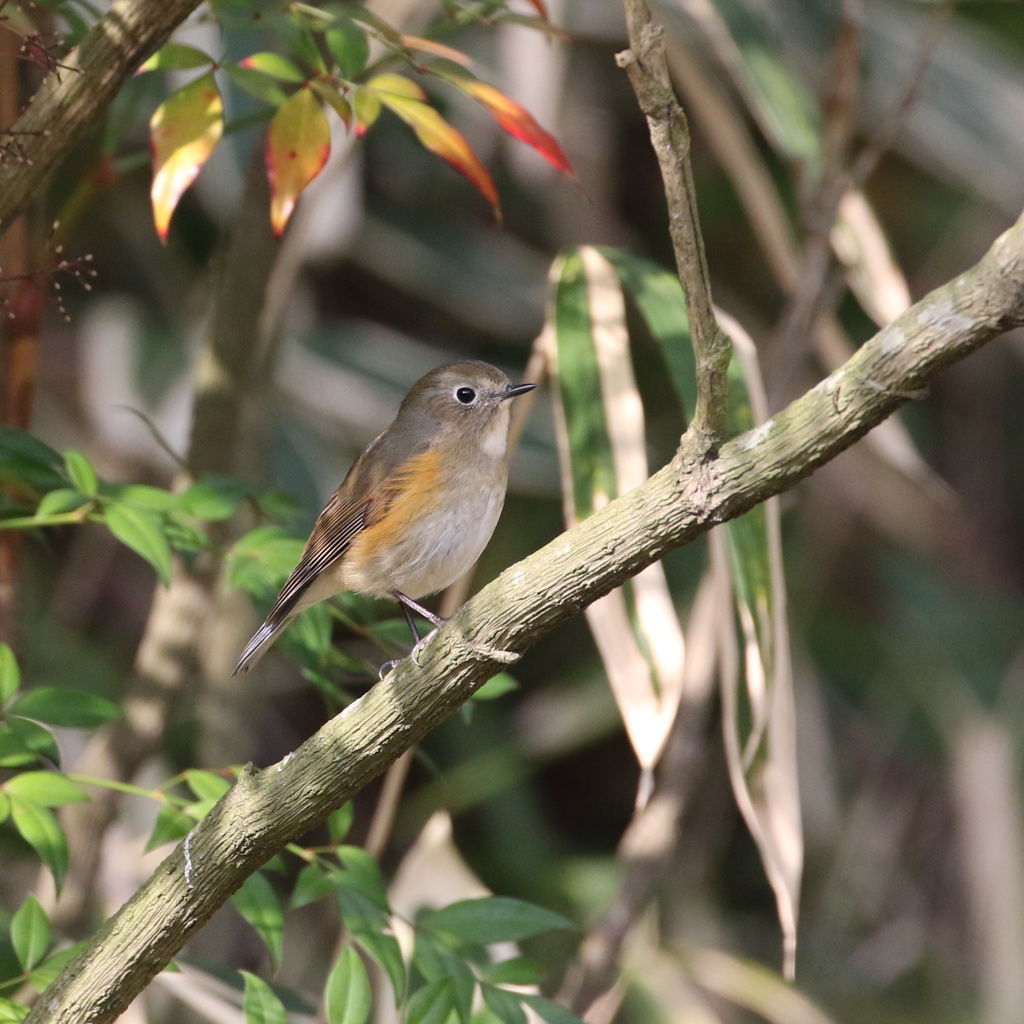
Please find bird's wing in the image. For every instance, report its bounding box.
[232,491,370,675]
[233,429,429,675]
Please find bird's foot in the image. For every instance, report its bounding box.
[411,628,439,666]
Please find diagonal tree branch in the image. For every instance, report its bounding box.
[0,0,203,231]
[24,206,1024,1024]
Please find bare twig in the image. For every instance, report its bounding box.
[617,0,732,442]
[769,1,953,399]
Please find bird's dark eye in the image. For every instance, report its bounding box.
[455,386,476,404]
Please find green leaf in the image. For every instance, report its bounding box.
[241,52,305,82]
[11,688,121,728]
[481,958,545,986]
[11,893,50,972]
[4,771,88,807]
[411,932,474,1024]
[324,945,371,1024]
[35,488,90,518]
[0,428,62,470]
[241,971,288,1024]
[181,476,249,521]
[139,42,213,72]
[291,862,340,908]
[0,998,29,1023]
[103,483,180,512]
[28,941,87,991]
[520,995,585,1024]
[598,247,697,422]
[471,673,518,701]
[0,790,9,823]
[0,643,19,704]
[5,718,60,767]
[9,796,68,889]
[227,528,306,595]
[232,873,284,969]
[405,978,456,1024]
[325,20,368,78]
[63,450,98,497]
[338,889,406,999]
[185,769,232,802]
[338,845,389,910]
[481,986,526,1024]
[310,79,352,128]
[550,249,616,522]
[703,0,820,167]
[224,63,288,106]
[327,802,354,843]
[423,897,574,947]
[146,803,194,851]
[103,503,174,584]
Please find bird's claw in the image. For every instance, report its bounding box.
[410,628,438,667]
[378,658,400,680]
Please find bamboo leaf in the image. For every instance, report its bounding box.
[717,315,802,982]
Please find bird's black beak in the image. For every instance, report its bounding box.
[500,383,536,401]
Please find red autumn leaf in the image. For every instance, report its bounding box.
[266,86,331,236]
[150,72,224,241]
[449,76,572,174]
[368,74,500,219]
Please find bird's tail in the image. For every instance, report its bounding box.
[233,615,294,675]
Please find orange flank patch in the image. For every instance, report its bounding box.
[345,449,443,577]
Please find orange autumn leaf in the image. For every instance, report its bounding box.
[150,72,224,241]
[398,35,473,67]
[266,85,331,235]
[451,77,572,174]
[368,74,500,219]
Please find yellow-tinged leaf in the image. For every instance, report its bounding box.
[352,85,381,135]
[266,86,331,236]
[150,72,224,241]
[371,79,499,219]
[368,73,426,101]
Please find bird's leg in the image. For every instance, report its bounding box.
[393,592,447,666]
[400,600,422,643]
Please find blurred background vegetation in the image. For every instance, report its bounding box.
[2,0,1024,1022]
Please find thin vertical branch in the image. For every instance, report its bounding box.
[617,0,731,442]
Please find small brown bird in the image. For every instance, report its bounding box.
[233,360,535,675]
